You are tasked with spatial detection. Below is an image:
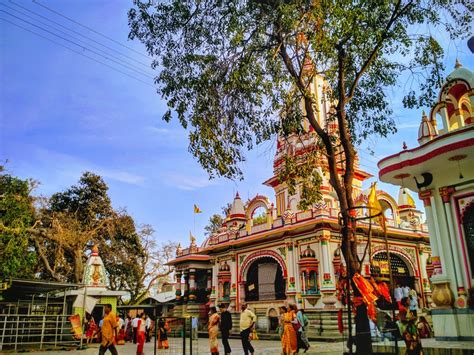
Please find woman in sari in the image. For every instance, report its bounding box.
[85,313,97,344]
[136,313,147,355]
[280,306,297,355]
[208,306,220,355]
[157,313,170,350]
[398,297,423,355]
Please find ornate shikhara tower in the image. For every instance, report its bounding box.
[378,61,474,340]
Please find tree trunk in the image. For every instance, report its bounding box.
[73,248,84,283]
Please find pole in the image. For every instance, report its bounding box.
[153,306,157,355]
[182,316,186,354]
[189,317,192,355]
[383,229,398,355]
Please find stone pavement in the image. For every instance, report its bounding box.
[3,338,474,354]
[2,338,346,354]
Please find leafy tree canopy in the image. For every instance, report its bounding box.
[0,169,37,279]
[129,0,472,180]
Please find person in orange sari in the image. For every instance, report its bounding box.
[279,306,297,355]
[208,306,220,355]
[157,313,170,350]
[136,313,147,355]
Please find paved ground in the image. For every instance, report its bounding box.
[2,338,346,354]
[3,337,474,354]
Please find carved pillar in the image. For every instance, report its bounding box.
[230,255,237,311]
[419,190,443,276]
[183,272,189,304]
[175,271,182,304]
[188,268,196,302]
[320,233,334,289]
[439,186,467,307]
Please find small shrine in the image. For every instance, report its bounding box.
[61,245,127,321]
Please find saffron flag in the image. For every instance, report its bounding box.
[367,182,386,232]
[193,204,202,213]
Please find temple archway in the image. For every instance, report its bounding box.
[370,251,415,289]
[244,257,286,302]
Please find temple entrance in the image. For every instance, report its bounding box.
[245,257,286,301]
[462,203,474,277]
[370,252,415,289]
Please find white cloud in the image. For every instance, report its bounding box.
[165,172,216,191]
[396,123,420,129]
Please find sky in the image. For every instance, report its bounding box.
[1,0,473,248]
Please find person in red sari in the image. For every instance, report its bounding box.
[116,325,126,345]
[85,313,97,344]
[136,313,147,355]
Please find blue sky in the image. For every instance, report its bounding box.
[1,1,473,247]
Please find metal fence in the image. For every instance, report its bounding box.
[152,316,197,355]
[0,298,79,351]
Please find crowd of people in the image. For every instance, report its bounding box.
[367,283,433,355]
[206,303,310,355]
[82,305,170,355]
[82,284,433,355]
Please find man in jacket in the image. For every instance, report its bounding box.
[219,303,233,355]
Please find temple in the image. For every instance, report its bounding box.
[169,75,432,337]
[378,61,474,340]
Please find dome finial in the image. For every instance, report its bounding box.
[455,58,462,69]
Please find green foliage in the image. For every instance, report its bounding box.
[204,214,225,236]
[252,211,267,225]
[129,0,471,210]
[0,171,37,279]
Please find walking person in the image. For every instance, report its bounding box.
[239,304,256,355]
[98,304,119,355]
[296,308,310,352]
[208,306,221,355]
[157,312,170,350]
[145,314,151,342]
[219,303,233,355]
[85,313,97,345]
[398,297,423,355]
[280,306,297,355]
[409,295,418,317]
[132,314,140,344]
[136,313,147,355]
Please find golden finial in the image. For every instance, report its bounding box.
[455,58,462,69]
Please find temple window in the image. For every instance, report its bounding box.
[222,281,230,301]
[302,270,319,294]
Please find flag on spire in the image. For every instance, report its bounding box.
[194,204,202,213]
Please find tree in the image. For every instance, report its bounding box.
[204,203,232,236]
[129,1,471,352]
[0,169,37,279]
[204,214,225,236]
[34,172,144,284]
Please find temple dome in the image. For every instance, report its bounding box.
[418,111,437,144]
[229,192,245,219]
[300,245,316,259]
[443,59,474,88]
[398,187,416,209]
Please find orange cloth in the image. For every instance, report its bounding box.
[378,282,392,302]
[352,273,378,305]
[281,312,297,354]
[101,311,118,347]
